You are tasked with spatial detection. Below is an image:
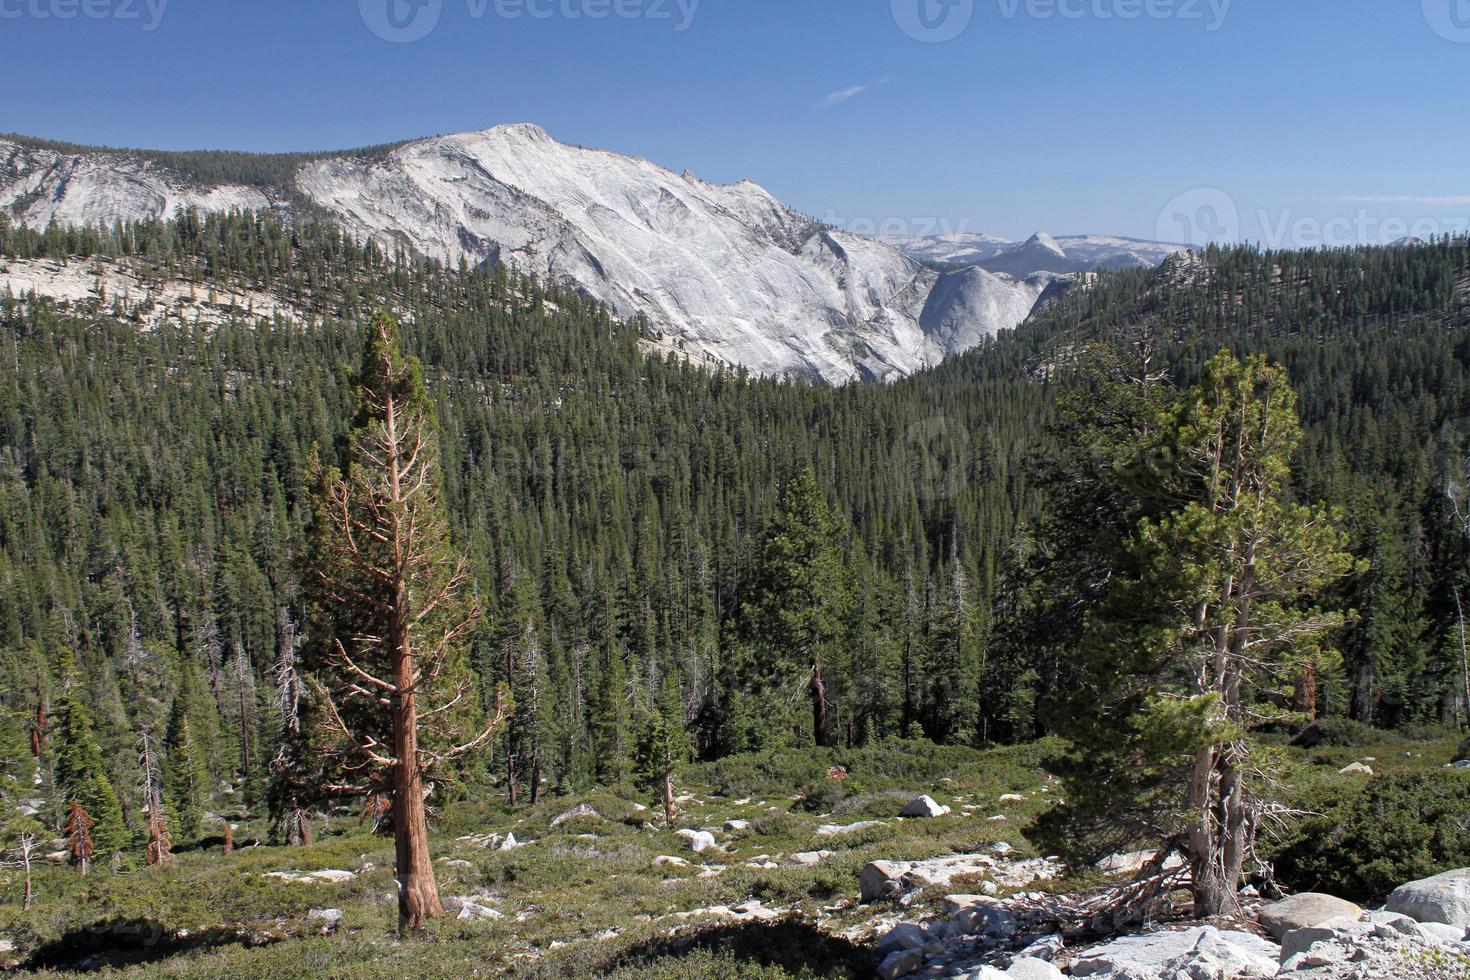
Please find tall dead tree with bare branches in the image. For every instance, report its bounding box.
[303,312,507,933]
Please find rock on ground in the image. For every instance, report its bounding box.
[1386,868,1470,928]
[1068,926,1280,980]
[1258,893,1362,939]
[878,947,924,980]
[1004,958,1066,980]
[550,803,600,828]
[676,828,717,853]
[1283,918,1470,979]
[816,820,886,837]
[1095,851,1186,876]
[901,795,951,818]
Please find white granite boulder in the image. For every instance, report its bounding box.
[1069,926,1280,979]
[1387,869,1470,929]
[1258,893,1361,940]
[900,795,951,818]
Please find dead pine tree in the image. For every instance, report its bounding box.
[138,729,173,867]
[304,312,508,933]
[65,801,95,875]
[18,830,37,910]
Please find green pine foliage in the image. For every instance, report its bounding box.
[0,209,1467,857]
[163,666,212,841]
[50,693,129,857]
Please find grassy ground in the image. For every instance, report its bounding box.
[0,732,1461,978]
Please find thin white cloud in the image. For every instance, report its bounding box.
[815,76,896,110]
[816,85,869,110]
[1340,195,1470,206]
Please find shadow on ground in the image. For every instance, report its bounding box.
[22,918,275,974]
[525,918,877,979]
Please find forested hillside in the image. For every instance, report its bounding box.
[1,212,1467,843]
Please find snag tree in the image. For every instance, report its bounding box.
[303,312,506,932]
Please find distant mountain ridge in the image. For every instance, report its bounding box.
[1,126,1178,382]
[883,231,1188,275]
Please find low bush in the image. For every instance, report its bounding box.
[793,780,847,814]
[1291,717,1385,748]
[1267,770,1470,903]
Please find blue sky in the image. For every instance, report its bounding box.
[2,0,1467,245]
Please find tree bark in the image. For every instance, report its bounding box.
[385,378,442,933]
[810,663,829,747]
[1293,664,1318,720]
[391,646,442,931]
[661,769,676,828]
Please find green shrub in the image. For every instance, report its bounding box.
[794,780,847,814]
[750,812,802,840]
[1291,717,1384,748]
[699,750,833,798]
[1267,770,1470,903]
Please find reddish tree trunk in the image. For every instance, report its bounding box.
[222,823,234,856]
[1293,664,1318,720]
[391,664,441,931]
[810,663,829,748]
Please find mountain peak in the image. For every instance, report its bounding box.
[1023,232,1067,257]
[484,122,552,142]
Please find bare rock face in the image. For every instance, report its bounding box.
[1386,869,1470,928]
[0,126,1079,384]
[1068,926,1280,980]
[1258,893,1362,940]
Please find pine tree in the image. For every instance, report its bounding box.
[64,800,95,875]
[138,729,172,866]
[591,646,632,786]
[743,469,851,747]
[1039,352,1357,918]
[164,667,210,842]
[301,312,507,932]
[636,670,690,826]
[52,693,128,859]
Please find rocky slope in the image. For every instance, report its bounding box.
[2,127,1073,383]
[0,139,271,229]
